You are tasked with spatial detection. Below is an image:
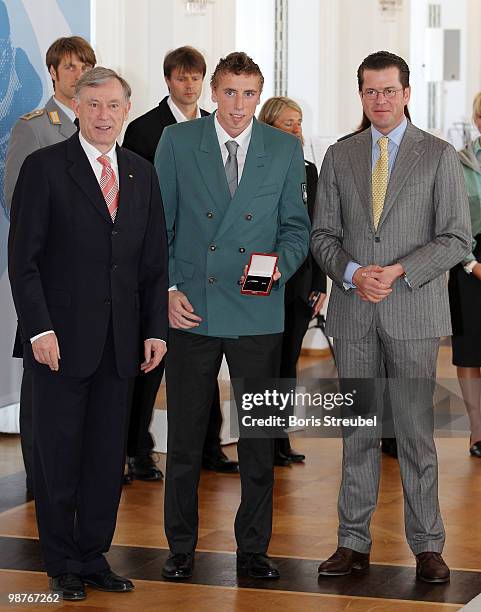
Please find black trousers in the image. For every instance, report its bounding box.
[127,363,223,457]
[275,297,311,454]
[31,325,131,577]
[19,368,34,492]
[164,330,282,554]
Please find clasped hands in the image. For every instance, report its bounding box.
[352,263,405,304]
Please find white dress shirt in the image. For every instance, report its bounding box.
[167,96,201,123]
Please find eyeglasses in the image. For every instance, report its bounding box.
[362,87,403,100]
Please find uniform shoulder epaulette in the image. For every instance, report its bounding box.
[20,109,45,121]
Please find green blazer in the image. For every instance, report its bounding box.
[154,113,310,337]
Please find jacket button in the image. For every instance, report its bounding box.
[104,298,111,305]
[111,230,118,236]
[210,245,216,251]
[208,276,217,284]
[111,264,118,271]
[245,213,253,221]
[206,212,213,218]
[374,236,380,242]
[239,247,245,253]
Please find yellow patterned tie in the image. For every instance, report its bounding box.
[372,136,389,229]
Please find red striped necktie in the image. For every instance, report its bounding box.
[97,154,119,222]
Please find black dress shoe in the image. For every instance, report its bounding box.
[469,441,481,457]
[123,472,133,485]
[162,553,194,579]
[128,453,163,481]
[274,451,292,466]
[82,569,134,592]
[202,449,239,473]
[381,437,398,458]
[236,552,280,579]
[50,573,86,600]
[283,447,305,463]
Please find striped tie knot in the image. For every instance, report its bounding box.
[97,154,119,222]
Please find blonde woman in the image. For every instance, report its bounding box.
[449,92,481,456]
[258,97,326,465]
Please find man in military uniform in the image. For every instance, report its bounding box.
[5,36,96,498]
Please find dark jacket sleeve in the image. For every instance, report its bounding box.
[138,164,169,342]
[306,161,327,293]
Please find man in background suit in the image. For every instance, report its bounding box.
[312,51,471,583]
[155,52,310,580]
[123,46,237,480]
[4,36,96,499]
[8,67,168,600]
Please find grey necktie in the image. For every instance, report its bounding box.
[225,140,239,197]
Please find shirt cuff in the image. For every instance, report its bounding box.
[30,330,54,343]
[343,261,361,289]
[145,338,167,345]
[168,285,177,291]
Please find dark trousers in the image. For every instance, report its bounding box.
[164,330,282,554]
[19,369,34,493]
[127,363,223,458]
[275,297,311,454]
[31,326,131,577]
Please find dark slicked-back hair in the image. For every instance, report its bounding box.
[357,51,411,123]
[210,52,264,90]
[357,50,410,91]
[46,36,96,89]
[163,46,207,79]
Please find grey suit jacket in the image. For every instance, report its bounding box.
[311,122,471,340]
[4,96,76,214]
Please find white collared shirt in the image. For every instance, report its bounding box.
[167,96,201,123]
[53,96,76,123]
[214,113,253,183]
[78,132,119,184]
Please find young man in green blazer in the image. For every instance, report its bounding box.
[155,52,310,580]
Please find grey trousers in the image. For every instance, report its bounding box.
[333,320,445,555]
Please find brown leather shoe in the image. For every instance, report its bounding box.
[318,547,370,576]
[416,552,450,583]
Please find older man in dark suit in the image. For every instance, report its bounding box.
[8,67,168,600]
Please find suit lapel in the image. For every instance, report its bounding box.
[214,118,270,241]
[347,129,374,228]
[114,145,135,228]
[378,122,425,229]
[194,114,232,213]
[66,134,112,224]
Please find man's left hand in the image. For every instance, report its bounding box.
[141,339,167,374]
[310,292,326,318]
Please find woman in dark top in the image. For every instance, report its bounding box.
[449,92,481,457]
[258,97,327,465]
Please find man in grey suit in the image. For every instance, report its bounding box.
[312,51,471,583]
[5,36,96,498]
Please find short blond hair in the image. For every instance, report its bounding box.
[473,92,481,119]
[258,96,302,127]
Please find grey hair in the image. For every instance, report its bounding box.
[75,66,131,101]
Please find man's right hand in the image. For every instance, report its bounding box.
[168,290,202,329]
[32,332,60,371]
[353,265,392,304]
